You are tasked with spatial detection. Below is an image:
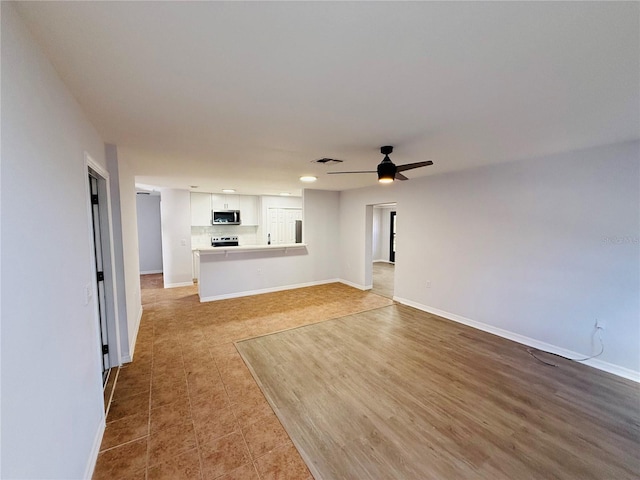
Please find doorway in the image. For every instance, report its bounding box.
[390,211,396,263]
[370,203,396,299]
[88,170,110,384]
[85,154,120,406]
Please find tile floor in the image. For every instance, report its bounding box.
[92,275,393,480]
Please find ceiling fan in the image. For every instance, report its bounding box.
[327,146,433,183]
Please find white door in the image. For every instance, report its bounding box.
[89,171,110,383]
[268,208,302,244]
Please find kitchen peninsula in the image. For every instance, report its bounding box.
[194,243,309,302]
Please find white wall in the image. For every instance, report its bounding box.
[1,3,108,477]
[198,190,340,300]
[340,141,640,379]
[136,194,163,274]
[105,145,143,363]
[160,189,193,287]
[372,208,383,261]
[117,155,143,357]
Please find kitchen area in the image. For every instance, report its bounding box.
[142,188,338,302]
[189,191,307,301]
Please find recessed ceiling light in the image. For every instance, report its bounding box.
[280,192,291,196]
[222,189,236,193]
[190,185,199,189]
[299,176,317,183]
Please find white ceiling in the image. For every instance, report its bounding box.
[15,1,639,196]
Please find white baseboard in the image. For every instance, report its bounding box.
[373,260,393,264]
[84,417,105,479]
[199,279,340,302]
[121,305,143,363]
[140,269,163,275]
[164,281,194,288]
[394,297,640,383]
[339,279,371,291]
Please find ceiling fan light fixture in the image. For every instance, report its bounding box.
[377,158,397,183]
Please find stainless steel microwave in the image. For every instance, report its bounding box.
[212,210,241,225]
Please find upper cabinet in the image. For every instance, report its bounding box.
[191,192,259,226]
[190,192,212,226]
[211,194,239,211]
[239,195,259,226]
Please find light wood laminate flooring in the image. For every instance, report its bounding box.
[237,304,640,480]
[371,261,394,299]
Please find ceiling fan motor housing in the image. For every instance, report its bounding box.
[380,145,394,155]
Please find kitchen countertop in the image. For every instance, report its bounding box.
[194,243,307,254]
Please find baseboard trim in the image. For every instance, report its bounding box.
[84,417,105,479]
[140,269,163,275]
[122,305,143,364]
[164,281,194,288]
[199,279,340,302]
[394,297,640,383]
[338,279,371,291]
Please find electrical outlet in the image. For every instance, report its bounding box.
[426,281,432,288]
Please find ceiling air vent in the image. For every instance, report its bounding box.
[313,158,344,164]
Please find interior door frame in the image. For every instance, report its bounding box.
[84,153,122,385]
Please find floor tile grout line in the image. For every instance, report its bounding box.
[212,342,262,479]
[143,301,158,480]
[186,341,210,480]
[97,434,149,455]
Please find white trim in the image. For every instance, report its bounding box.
[394,297,640,383]
[84,418,105,480]
[140,270,163,275]
[84,153,122,364]
[373,260,394,264]
[199,279,339,303]
[339,279,371,291]
[122,306,143,363]
[165,281,194,288]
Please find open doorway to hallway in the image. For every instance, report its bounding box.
[371,203,396,299]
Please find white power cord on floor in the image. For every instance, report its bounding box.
[528,327,604,367]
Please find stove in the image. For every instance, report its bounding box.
[211,236,239,247]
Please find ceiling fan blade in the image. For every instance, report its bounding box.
[396,161,433,172]
[395,172,409,181]
[327,171,377,174]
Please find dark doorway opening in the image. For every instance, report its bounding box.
[389,211,396,263]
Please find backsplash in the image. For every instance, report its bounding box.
[191,225,258,248]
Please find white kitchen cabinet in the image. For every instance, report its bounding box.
[211,194,239,210]
[190,192,212,226]
[239,195,259,225]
